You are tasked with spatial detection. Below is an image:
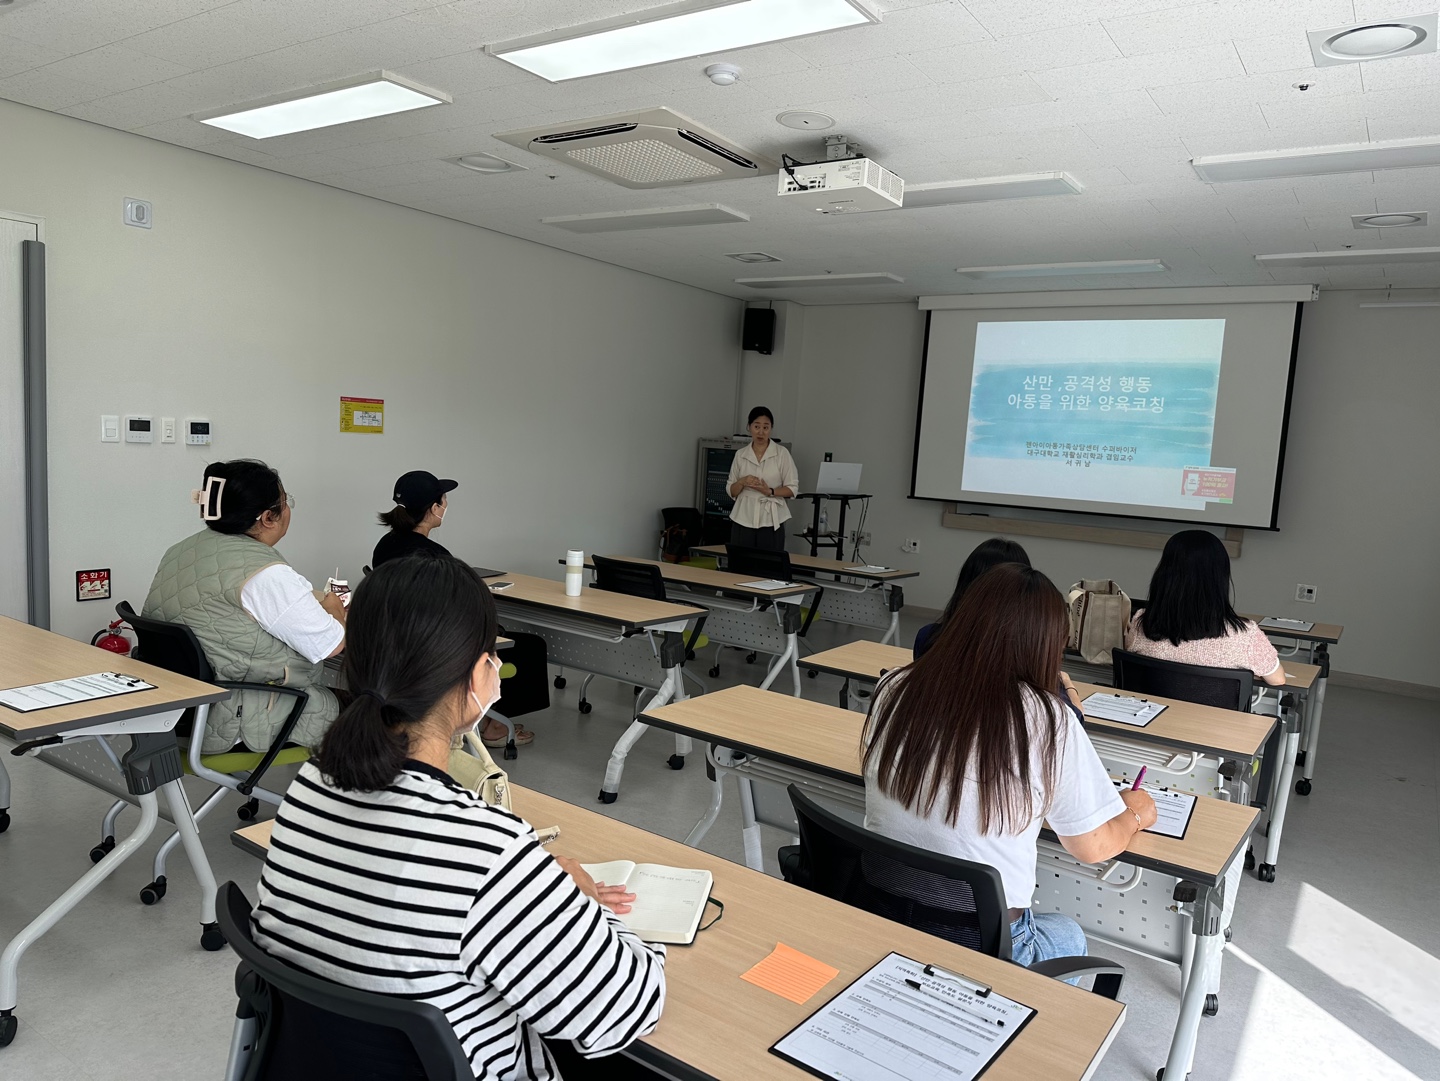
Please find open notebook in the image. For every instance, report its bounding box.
[582,861,713,945]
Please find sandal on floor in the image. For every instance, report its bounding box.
[482,725,533,748]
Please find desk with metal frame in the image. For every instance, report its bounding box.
[487,574,706,804]
[233,782,1128,1081]
[0,616,229,1049]
[585,556,819,699]
[695,546,916,646]
[641,683,1258,1081]
[1243,616,1341,798]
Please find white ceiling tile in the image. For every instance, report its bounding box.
[746,55,934,109]
[639,43,814,92]
[0,66,106,110]
[1363,113,1440,143]
[867,72,1048,120]
[1185,118,1372,156]
[61,79,203,128]
[1032,43,1246,98]
[958,88,1163,138]
[1232,33,1318,76]
[1100,1,1355,58]
[37,43,195,96]
[1149,63,1362,113]
[904,21,1120,85]
[782,1,991,66]
[0,31,67,77]
[962,0,1212,38]
[131,114,234,147]
[0,0,231,55]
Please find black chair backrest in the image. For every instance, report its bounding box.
[591,554,668,603]
[787,786,1012,959]
[660,506,703,535]
[1112,648,1253,711]
[217,882,471,1081]
[116,600,216,682]
[725,544,793,582]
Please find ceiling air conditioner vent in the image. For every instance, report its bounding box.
[496,107,774,189]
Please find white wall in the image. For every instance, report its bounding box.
[787,295,1440,688]
[0,99,740,642]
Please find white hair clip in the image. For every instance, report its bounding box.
[198,476,226,521]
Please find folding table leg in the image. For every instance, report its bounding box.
[157,779,224,950]
[0,758,10,833]
[599,665,685,802]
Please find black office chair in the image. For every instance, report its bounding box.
[1111,648,1252,711]
[106,601,308,905]
[581,555,707,713]
[217,881,471,1081]
[779,786,1125,998]
[710,545,824,679]
[659,506,705,563]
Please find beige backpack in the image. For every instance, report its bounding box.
[1066,580,1132,665]
[446,731,511,811]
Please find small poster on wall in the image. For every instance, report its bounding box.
[76,568,111,602]
[340,396,385,434]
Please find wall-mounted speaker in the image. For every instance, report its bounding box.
[742,308,775,355]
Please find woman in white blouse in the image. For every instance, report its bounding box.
[727,406,799,551]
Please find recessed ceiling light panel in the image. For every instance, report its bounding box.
[956,260,1166,279]
[448,152,527,174]
[196,71,450,139]
[904,172,1083,209]
[1256,247,1440,267]
[736,272,903,288]
[542,203,750,233]
[1307,13,1436,66]
[488,0,880,82]
[1192,135,1440,182]
[1351,211,1427,229]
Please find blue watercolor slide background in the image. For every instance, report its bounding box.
[965,320,1224,470]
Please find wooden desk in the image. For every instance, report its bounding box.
[0,617,229,1048]
[640,684,1256,1081]
[1242,615,1344,645]
[591,555,816,602]
[233,787,1125,1081]
[694,546,917,583]
[488,574,706,803]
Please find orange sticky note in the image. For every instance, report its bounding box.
[740,943,840,1004]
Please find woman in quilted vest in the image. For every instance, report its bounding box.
[143,459,346,754]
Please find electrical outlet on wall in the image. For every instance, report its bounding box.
[1295,583,1317,603]
[848,530,871,545]
[901,538,920,554]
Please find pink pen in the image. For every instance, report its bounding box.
[1131,766,1148,791]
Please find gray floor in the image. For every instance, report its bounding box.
[1,614,1437,1081]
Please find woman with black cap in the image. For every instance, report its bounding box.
[373,470,457,568]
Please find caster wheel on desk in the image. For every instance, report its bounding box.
[554,676,567,690]
[236,798,260,822]
[1224,926,1233,943]
[597,790,617,805]
[200,922,226,952]
[0,1011,17,1048]
[1243,848,1255,871]
[140,877,168,906]
[686,649,696,661]
[89,836,116,863]
[1203,994,1219,1017]
[0,809,9,833]
[745,652,757,664]
[1295,778,1312,796]
[578,700,592,715]
[807,668,818,678]
[503,743,518,762]
[1257,864,1276,883]
[708,665,720,678]
[667,754,685,770]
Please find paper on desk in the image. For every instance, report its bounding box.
[1115,781,1197,840]
[738,580,794,591]
[1083,692,1166,726]
[1259,617,1314,632]
[846,565,891,573]
[0,672,157,713]
[741,943,839,1004]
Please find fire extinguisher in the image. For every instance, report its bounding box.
[92,618,134,656]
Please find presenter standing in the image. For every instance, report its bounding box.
[727,406,798,552]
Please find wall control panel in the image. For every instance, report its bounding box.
[100,415,120,442]
[124,415,154,443]
[186,419,212,446]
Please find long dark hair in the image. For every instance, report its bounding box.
[864,563,1069,833]
[377,505,420,531]
[1139,530,1247,646]
[317,557,498,791]
[200,460,284,536]
[938,537,1031,625]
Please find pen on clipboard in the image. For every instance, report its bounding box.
[903,979,1004,1027]
[1132,766,1148,790]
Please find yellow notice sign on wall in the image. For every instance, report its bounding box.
[340,396,384,434]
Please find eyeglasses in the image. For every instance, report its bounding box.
[278,494,296,510]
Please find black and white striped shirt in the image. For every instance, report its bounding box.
[253,761,667,1080]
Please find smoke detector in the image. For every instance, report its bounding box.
[494,107,773,189]
[705,63,741,85]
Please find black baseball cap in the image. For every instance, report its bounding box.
[393,470,458,514]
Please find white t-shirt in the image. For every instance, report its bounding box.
[239,564,344,664]
[864,677,1125,909]
[727,441,799,530]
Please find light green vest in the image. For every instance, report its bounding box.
[144,529,338,754]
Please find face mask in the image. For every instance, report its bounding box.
[468,654,503,729]
[435,505,446,524]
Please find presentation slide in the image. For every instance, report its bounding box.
[962,319,1229,511]
[912,301,1301,528]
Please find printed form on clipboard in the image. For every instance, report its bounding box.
[770,952,1036,1081]
[1113,781,1197,840]
[0,672,158,713]
[1082,692,1167,727]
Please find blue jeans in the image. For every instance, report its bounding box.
[1010,910,1088,982]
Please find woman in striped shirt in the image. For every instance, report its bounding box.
[252,556,666,1079]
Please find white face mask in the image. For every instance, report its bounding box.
[434,504,446,525]
[468,654,502,730]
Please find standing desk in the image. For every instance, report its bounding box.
[641,684,1259,1081]
[0,616,229,1049]
[695,546,916,646]
[488,574,706,803]
[234,785,1126,1081]
[1243,616,1341,797]
[586,556,818,698]
[793,491,871,560]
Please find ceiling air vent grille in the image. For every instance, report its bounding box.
[567,140,723,185]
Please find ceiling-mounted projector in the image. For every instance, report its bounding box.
[778,157,904,214]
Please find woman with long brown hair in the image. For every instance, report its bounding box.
[864,563,1157,965]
